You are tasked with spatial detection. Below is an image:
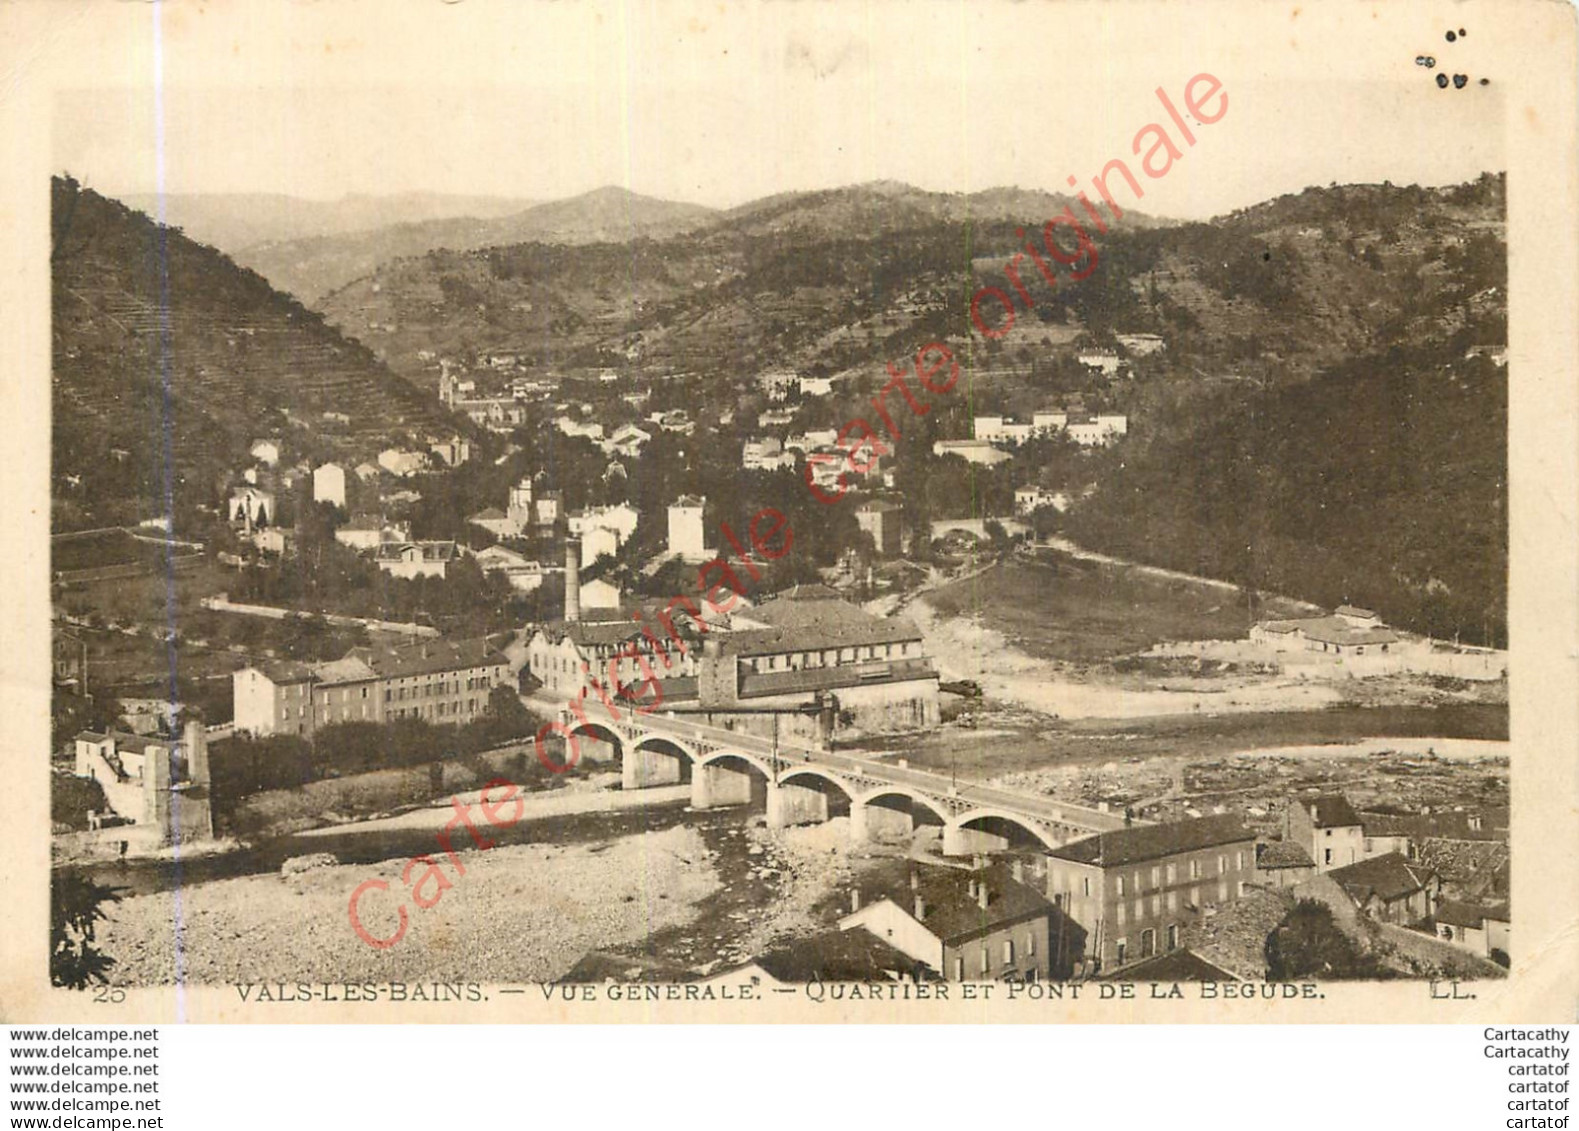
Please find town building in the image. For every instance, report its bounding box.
[312,462,347,509]
[249,438,281,466]
[602,423,652,459]
[1250,605,1402,657]
[668,495,709,562]
[742,437,796,472]
[429,436,472,467]
[1045,815,1257,974]
[973,415,1036,446]
[581,577,621,610]
[1326,852,1439,925]
[758,371,799,401]
[1116,332,1166,356]
[467,507,516,540]
[473,544,550,592]
[228,485,275,529]
[568,503,639,549]
[1284,795,1366,871]
[932,440,1012,467]
[855,499,902,557]
[1254,840,1317,888]
[374,540,457,580]
[334,515,408,552]
[377,448,429,478]
[1077,349,1124,376]
[72,722,213,845]
[1014,485,1068,515]
[232,637,511,737]
[839,859,1055,982]
[1433,899,1511,961]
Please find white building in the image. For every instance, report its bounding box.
[1015,485,1069,514]
[312,463,347,509]
[568,503,640,546]
[581,577,621,610]
[1077,350,1124,377]
[932,440,1012,467]
[580,525,620,564]
[249,439,281,467]
[374,541,456,580]
[668,495,709,562]
[973,416,1035,446]
[1117,333,1166,356]
[377,449,429,478]
[743,437,797,471]
[228,485,275,528]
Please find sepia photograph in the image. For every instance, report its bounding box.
[4,0,1573,1025]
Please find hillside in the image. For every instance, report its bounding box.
[51,176,456,532]
[233,186,718,302]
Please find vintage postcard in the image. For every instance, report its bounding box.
[1,0,1574,1023]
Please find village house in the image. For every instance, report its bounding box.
[473,544,551,592]
[312,462,347,509]
[232,637,511,737]
[1250,605,1403,657]
[377,448,429,478]
[568,503,639,548]
[72,723,213,845]
[932,439,1012,467]
[1116,332,1166,356]
[1284,795,1366,871]
[839,859,1056,982]
[1045,814,1258,975]
[227,485,275,529]
[1077,349,1124,376]
[1326,852,1440,925]
[1015,485,1068,515]
[1433,899,1511,962]
[798,375,835,397]
[579,525,620,564]
[602,423,652,459]
[334,515,409,552]
[742,437,796,472]
[973,415,1036,446]
[855,498,902,557]
[374,540,457,580]
[1065,411,1129,446]
[668,495,710,562]
[467,507,516,540]
[758,407,796,428]
[429,436,472,468]
[249,438,281,467]
[758,371,800,401]
[1254,840,1318,888]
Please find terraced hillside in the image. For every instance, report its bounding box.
[51,176,457,531]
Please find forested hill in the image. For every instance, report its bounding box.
[51,176,454,532]
[1062,340,1507,646]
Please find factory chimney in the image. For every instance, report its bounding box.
[564,538,581,623]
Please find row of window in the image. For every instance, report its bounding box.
[1113,851,1248,897]
[1114,881,1247,924]
[1113,923,1181,966]
[951,932,1038,980]
[745,641,917,674]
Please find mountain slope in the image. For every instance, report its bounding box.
[51,176,456,532]
[233,186,718,301]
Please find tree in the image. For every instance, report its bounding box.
[1265,899,1389,980]
[51,870,121,988]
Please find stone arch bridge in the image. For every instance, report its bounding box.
[561,709,1134,855]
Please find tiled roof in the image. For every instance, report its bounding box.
[1258,617,1398,646]
[848,860,1053,946]
[1329,852,1434,904]
[257,659,315,684]
[1256,840,1316,870]
[749,928,926,982]
[1049,815,1254,869]
[730,596,924,655]
[1103,948,1241,982]
[1434,899,1509,929]
[374,540,457,563]
[313,656,379,686]
[1335,605,1377,620]
[1303,795,1363,829]
[346,637,508,680]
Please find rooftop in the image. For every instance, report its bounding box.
[730,595,924,656]
[847,860,1053,946]
[746,928,927,983]
[1328,852,1435,904]
[1255,840,1316,870]
[1301,795,1363,829]
[1049,815,1254,869]
[1103,948,1241,982]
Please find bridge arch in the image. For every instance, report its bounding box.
[566,721,625,768]
[691,750,773,812]
[850,787,950,845]
[946,807,1061,855]
[778,768,854,822]
[695,748,774,779]
[619,731,693,790]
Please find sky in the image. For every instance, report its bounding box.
[50,1,1507,221]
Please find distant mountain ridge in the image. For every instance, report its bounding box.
[230,186,719,301]
[119,190,540,254]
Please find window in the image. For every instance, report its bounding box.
[954,957,964,980]
[1217,855,1227,875]
[1140,929,1155,958]
[1166,924,1179,951]
[1165,863,1177,884]
[1236,851,1245,870]
[1081,876,1092,898]
[1115,940,1128,966]
[1324,848,1333,865]
[1116,904,1126,926]
[1189,859,1202,880]
[980,947,990,976]
[1218,880,1229,903]
[1116,876,1126,897]
[1167,891,1178,912]
[1134,871,1143,892]
[1003,940,1015,966]
[1151,866,1160,888]
[1026,932,1036,957]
